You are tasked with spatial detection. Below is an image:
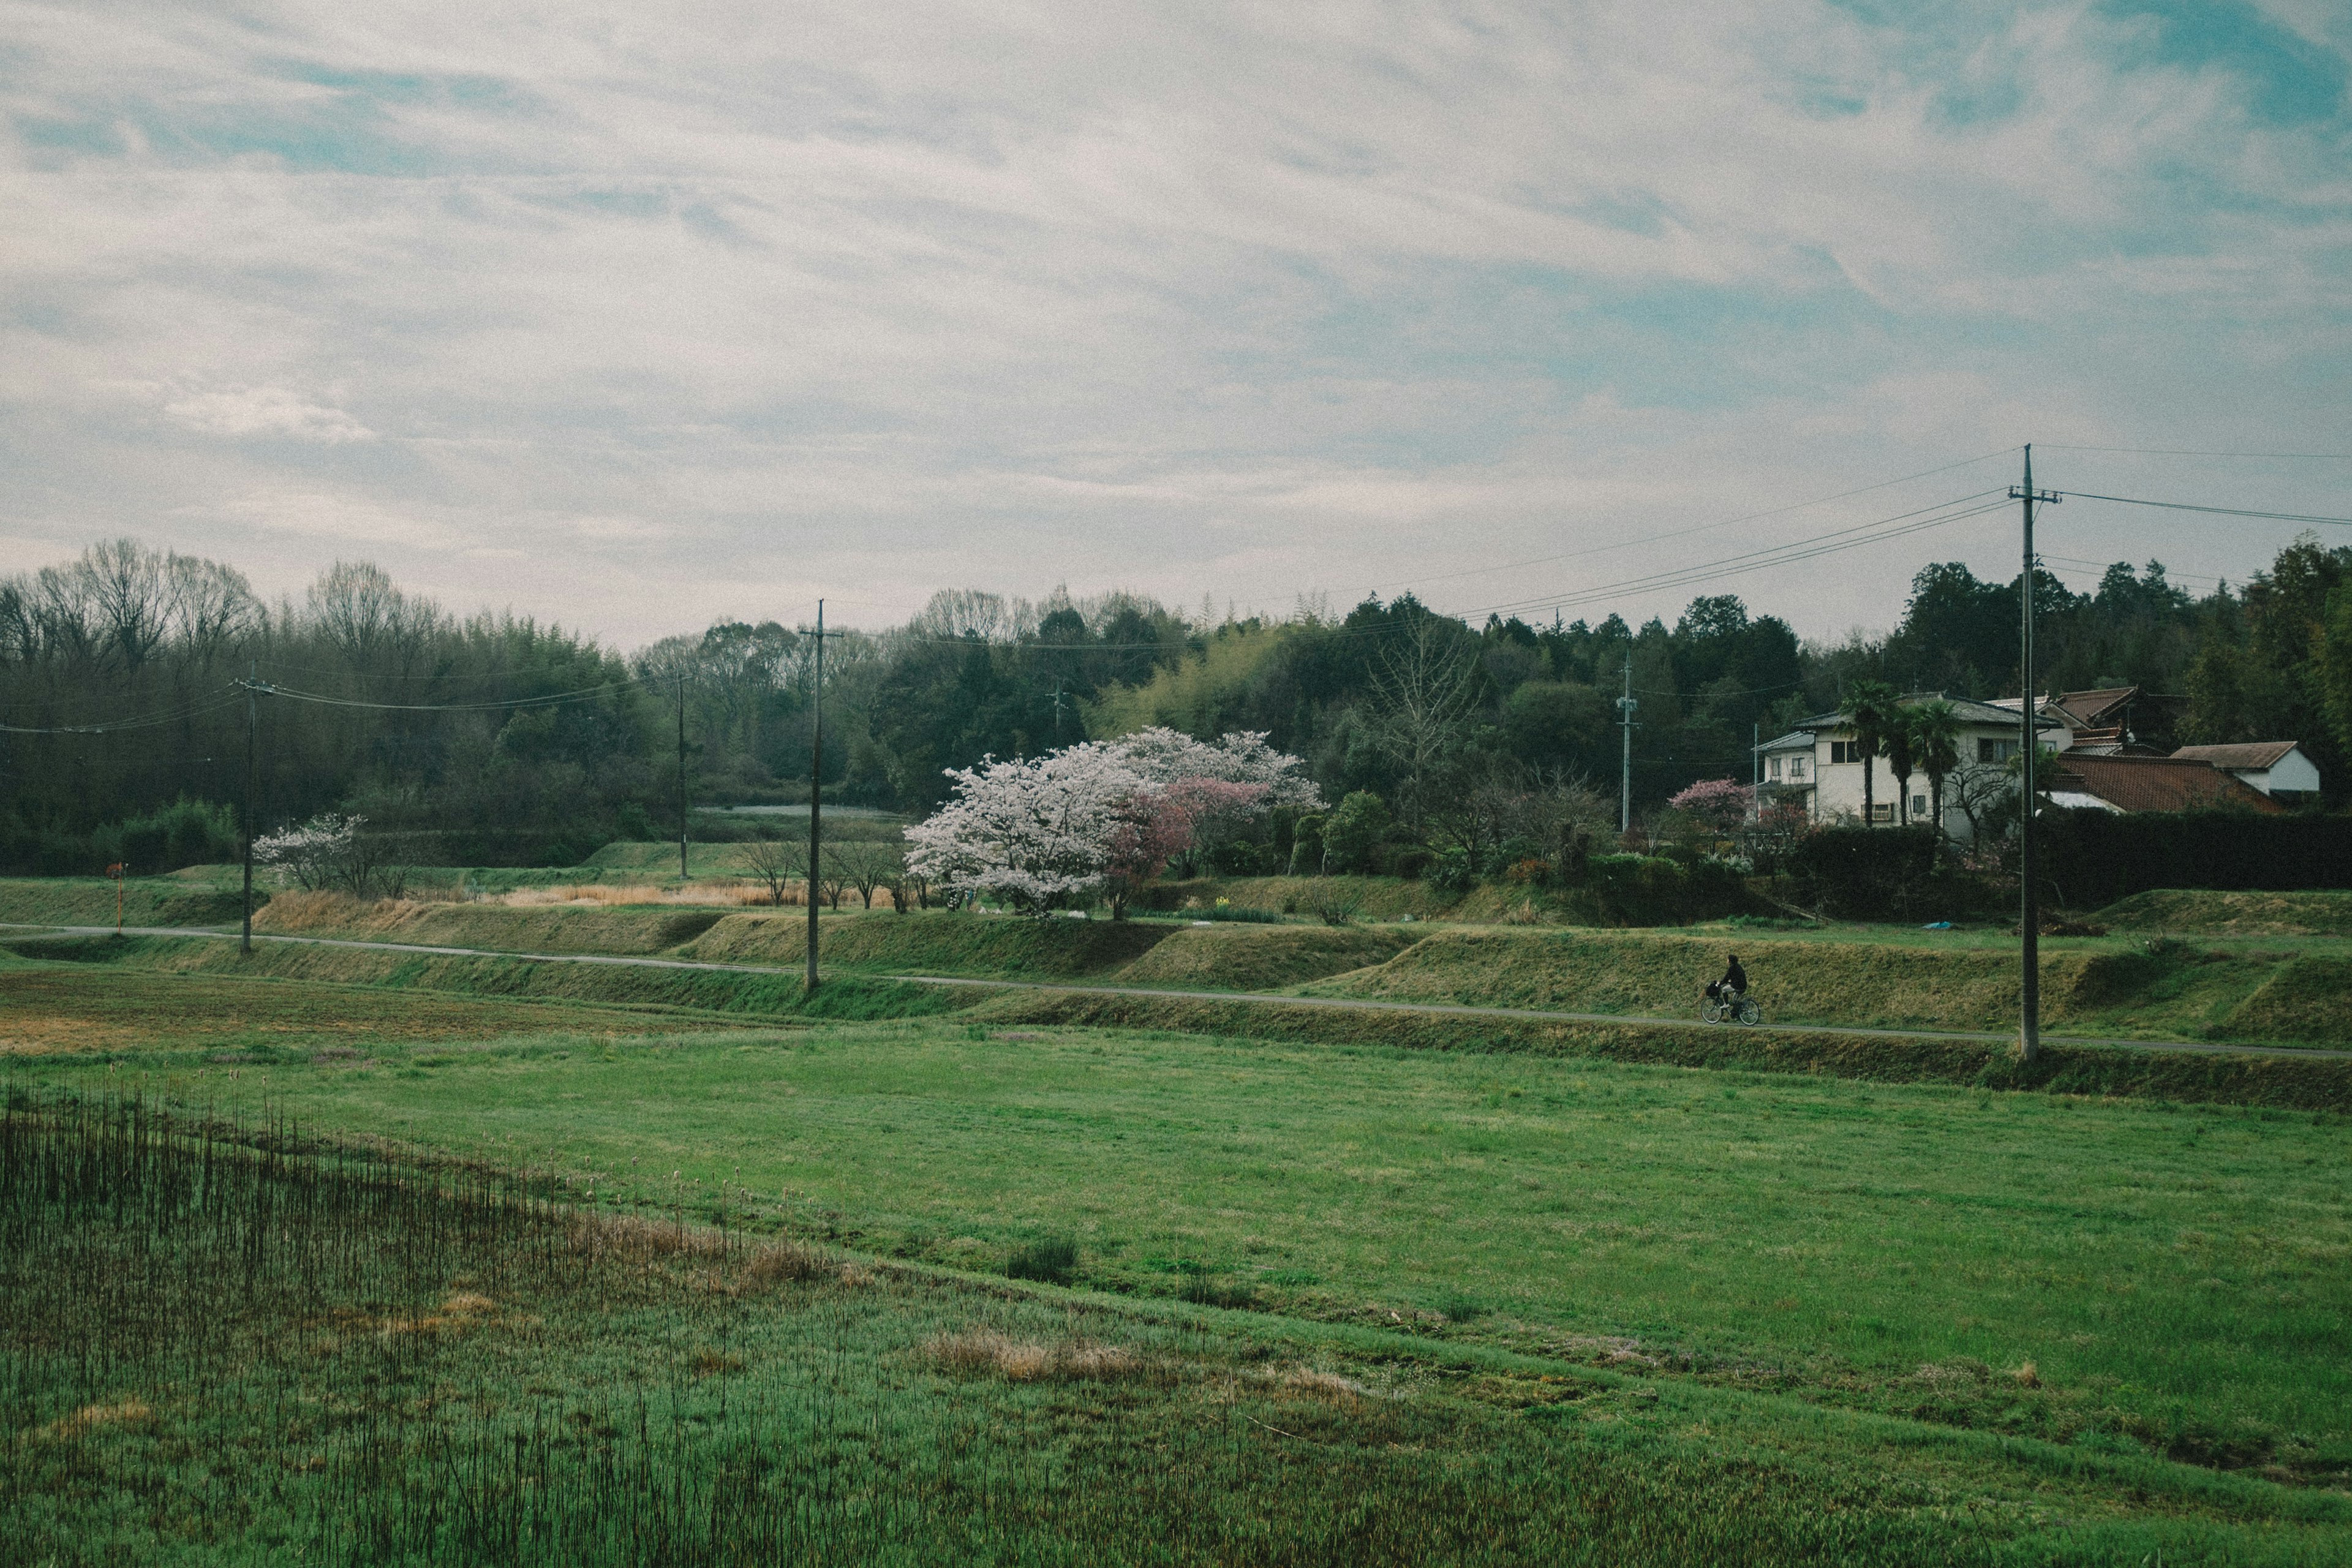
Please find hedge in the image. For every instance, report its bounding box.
[2037,810,2352,909]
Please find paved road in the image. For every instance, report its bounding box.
[6,921,2346,1061]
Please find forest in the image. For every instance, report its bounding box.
[2,533,2348,872]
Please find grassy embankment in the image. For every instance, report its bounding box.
[15,1091,2343,1566]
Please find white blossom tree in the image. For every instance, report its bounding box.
[905,731,1321,916]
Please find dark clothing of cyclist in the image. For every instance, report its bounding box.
[1709,956,1748,1001]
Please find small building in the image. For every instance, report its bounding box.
[1757,695,2060,838]
[1989,686,2183,755]
[2168,742,2322,801]
[2051,753,2285,815]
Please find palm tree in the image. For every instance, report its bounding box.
[1837,680,1900,827]
[1884,713,1917,826]
[1905,699,1962,846]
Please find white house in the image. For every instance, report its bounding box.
[1757,695,2062,840]
[2168,742,2322,799]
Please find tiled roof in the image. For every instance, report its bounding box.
[2052,755,2285,815]
[1758,729,1814,751]
[2049,687,2139,727]
[2170,742,2302,771]
[1787,696,2056,733]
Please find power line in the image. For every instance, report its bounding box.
[2040,444,2352,460]
[2056,491,2352,527]
[244,678,638,712]
[1460,494,2014,622]
[1350,445,2022,595]
[0,688,243,735]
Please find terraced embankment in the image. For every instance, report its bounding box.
[10,933,970,1022]
[677,910,1179,977]
[1109,924,1419,990]
[0,879,247,930]
[1305,927,2341,1043]
[2098,889,2352,938]
[253,891,734,954]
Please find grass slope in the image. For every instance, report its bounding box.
[21,1011,2351,1491]
[255,891,734,952]
[6,935,970,1025]
[2101,889,2352,938]
[14,1093,2338,1566]
[680,909,1178,977]
[976,987,2352,1112]
[1308,927,2318,1043]
[1114,925,1421,990]
[0,877,249,930]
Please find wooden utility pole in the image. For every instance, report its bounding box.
[241,662,257,955]
[677,675,690,880]
[805,600,824,992]
[1616,654,1637,834]
[2011,445,2061,1061]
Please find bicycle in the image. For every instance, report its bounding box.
[1701,989,1762,1026]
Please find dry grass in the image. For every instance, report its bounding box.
[501,881,786,909]
[39,1398,153,1442]
[737,1238,832,1292]
[924,1329,1147,1383]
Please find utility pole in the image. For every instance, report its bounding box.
[805,599,824,993]
[2010,445,2061,1062]
[677,675,690,880]
[1616,654,1637,835]
[241,662,257,955]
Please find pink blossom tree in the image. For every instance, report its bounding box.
[1667,778,1754,835]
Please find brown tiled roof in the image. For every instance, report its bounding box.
[2053,755,2285,814]
[2169,742,2302,771]
[2050,687,2139,727]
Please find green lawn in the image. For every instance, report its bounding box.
[31,998,2349,1481]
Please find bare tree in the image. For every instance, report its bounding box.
[1368,615,1479,829]
[737,837,807,906]
[834,840,903,909]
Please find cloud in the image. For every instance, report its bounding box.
[0,0,2345,646]
[161,384,374,442]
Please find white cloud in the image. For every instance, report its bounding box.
[161,385,374,442]
[0,0,2345,646]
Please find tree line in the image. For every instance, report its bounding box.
[3,533,2344,873]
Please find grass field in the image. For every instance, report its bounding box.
[5,957,2351,1562]
[20,1093,2345,1567]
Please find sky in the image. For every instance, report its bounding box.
[2,0,2348,649]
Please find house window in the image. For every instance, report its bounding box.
[1768,756,1782,780]
[1830,741,1853,764]
[1912,794,1928,818]
[1789,756,1807,780]
[1977,738,2019,764]
[1869,802,1893,823]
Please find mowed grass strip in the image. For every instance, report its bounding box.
[32,1004,2350,1483]
[0,963,760,1054]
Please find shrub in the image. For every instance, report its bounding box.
[1427,848,1477,899]
[1319,792,1390,875]
[1306,880,1365,926]
[1287,813,1325,875]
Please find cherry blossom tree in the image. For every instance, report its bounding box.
[903,745,1147,914]
[905,731,1319,916]
[1667,778,1755,835]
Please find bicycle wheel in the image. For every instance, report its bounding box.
[1736,997,1762,1026]
[1700,1000,1724,1023]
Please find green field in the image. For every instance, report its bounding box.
[5,953,2350,1562]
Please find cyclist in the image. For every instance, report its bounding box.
[1705,952,1748,1008]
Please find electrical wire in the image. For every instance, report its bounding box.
[1460,494,2013,621]
[246,679,639,713]
[2056,491,2352,526]
[0,688,244,736]
[2040,444,2352,460]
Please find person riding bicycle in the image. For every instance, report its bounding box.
[1705,952,1748,1006]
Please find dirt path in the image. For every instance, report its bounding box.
[7,921,2346,1061]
